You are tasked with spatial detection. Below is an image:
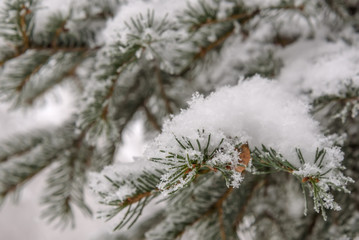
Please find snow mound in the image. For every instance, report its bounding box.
[146,76,341,169]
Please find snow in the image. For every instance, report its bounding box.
[243,0,282,8]
[147,76,335,167]
[279,39,359,99]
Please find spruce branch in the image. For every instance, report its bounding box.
[176,2,308,77]
[91,140,116,172]
[48,14,69,48]
[0,50,90,107]
[91,165,163,231]
[41,145,93,229]
[0,118,101,228]
[78,45,140,139]
[145,174,230,239]
[35,118,101,228]
[194,28,235,60]
[151,132,251,195]
[190,9,261,31]
[312,84,359,123]
[0,50,51,105]
[0,158,48,203]
[142,101,162,132]
[23,51,88,105]
[251,145,353,220]
[0,129,49,163]
[0,0,38,50]
[174,185,234,240]
[0,127,69,204]
[178,27,235,76]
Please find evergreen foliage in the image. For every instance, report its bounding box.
[0,0,358,239]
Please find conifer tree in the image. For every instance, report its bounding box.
[0,0,358,239]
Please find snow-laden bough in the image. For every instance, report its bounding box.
[145,76,353,219]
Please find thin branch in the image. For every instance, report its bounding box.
[51,20,68,48]
[100,55,137,121]
[178,4,305,76]
[121,191,153,207]
[0,160,52,199]
[179,28,235,76]
[175,186,235,239]
[18,4,31,50]
[191,5,303,30]
[113,78,144,138]
[342,96,359,103]
[301,213,319,240]
[233,178,267,229]
[195,29,234,61]
[217,187,234,240]
[16,62,45,92]
[25,53,87,105]
[143,101,162,132]
[155,64,173,114]
[29,46,101,52]
[191,9,260,30]
[0,145,37,163]
[0,46,100,69]
[261,211,289,240]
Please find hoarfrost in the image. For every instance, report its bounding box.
[89,159,160,204]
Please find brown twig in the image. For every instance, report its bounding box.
[196,29,234,61]
[301,213,319,240]
[51,20,68,48]
[0,158,55,199]
[19,4,31,50]
[261,211,289,239]
[143,101,162,132]
[122,191,153,206]
[178,4,305,76]
[0,145,39,163]
[16,62,45,92]
[233,178,267,229]
[342,96,359,103]
[191,4,304,31]
[217,187,234,240]
[155,64,173,114]
[100,55,137,121]
[191,10,260,31]
[178,28,235,76]
[0,46,100,69]
[25,52,87,105]
[175,186,235,239]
